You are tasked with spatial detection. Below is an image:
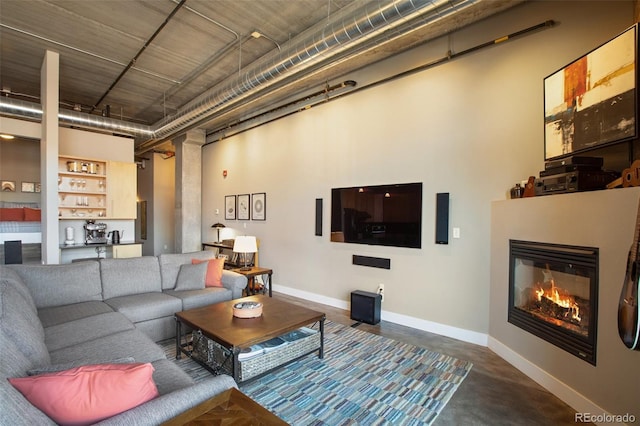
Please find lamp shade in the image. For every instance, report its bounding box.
[211,223,225,229]
[233,236,257,253]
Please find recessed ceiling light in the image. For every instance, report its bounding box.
[0,134,15,140]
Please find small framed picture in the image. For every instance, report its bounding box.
[225,195,236,220]
[237,194,250,220]
[252,192,266,221]
[21,182,35,193]
[35,183,41,193]
[1,180,16,192]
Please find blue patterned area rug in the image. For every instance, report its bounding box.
[241,321,471,425]
[164,321,471,425]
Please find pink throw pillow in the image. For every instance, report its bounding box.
[0,208,24,221]
[192,258,224,287]
[23,207,41,222]
[9,363,159,425]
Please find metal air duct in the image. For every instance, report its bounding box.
[0,0,482,149]
[137,0,479,152]
[0,97,153,138]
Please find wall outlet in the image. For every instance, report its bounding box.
[377,283,384,302]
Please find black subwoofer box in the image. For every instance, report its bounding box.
[350,290,381,325]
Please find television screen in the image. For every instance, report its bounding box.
[330,182,422,249]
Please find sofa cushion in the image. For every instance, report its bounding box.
[174,262,207,291]
[150,359,195,395]
[9,363,159,426]
[158,251,217,290]
[105,293,182,323]
[0,336,56,425]
[49,329,166,365]
[192,258,224,287]
[8,261,103,308]
[44,312,135,352]
[100,257,162,299]
[38,301,114,328]
[165,287,232,311]
[0,280,50,367]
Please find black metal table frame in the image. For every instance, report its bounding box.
[174,315,325,383]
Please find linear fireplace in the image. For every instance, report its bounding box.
[508,240,599,365]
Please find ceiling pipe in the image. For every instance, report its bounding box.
[0,0,482,150]
[0,97,154,137]
[135,0,479,154]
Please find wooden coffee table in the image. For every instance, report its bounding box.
[175,295,325,382]
[162,387,287,425]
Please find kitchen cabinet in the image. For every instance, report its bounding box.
[106,161,137,219]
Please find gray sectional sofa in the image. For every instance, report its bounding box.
[0,251,248,425]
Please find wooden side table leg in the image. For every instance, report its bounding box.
[267,272,273,297]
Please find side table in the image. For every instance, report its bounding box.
[232,266,273,297]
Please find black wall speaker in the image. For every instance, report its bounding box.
[315,198,322,236]
[352,255,391,269]
[350,290,381,325]
[435,192,449,244]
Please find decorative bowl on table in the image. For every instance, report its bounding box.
[233,301,263,318]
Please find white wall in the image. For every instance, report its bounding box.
[202,1,633,338]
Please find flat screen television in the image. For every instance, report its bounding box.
[330,182,422,249]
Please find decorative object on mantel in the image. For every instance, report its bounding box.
[510,183,523,199]
[233,236,258,271]
[232,301,263,318]
[618,197,640,351]
[211,222,225,242]
[522,176,536,197]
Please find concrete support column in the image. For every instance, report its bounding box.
[41,50,60,264]
[173,129,205,253]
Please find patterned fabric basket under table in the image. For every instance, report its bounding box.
[191,329,321,382]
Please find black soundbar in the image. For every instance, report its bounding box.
[352,255,391,270]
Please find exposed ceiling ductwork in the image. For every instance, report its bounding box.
[0,0,522,155]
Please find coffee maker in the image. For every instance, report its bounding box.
[84,220,107,244]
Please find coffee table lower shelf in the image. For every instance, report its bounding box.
[192,329,322,382]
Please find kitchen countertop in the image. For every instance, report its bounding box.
[59,241,142,249]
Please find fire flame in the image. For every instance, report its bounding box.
[535,280,581,322]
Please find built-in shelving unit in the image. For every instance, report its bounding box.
[58,156,107,219]
[58,156,137,220]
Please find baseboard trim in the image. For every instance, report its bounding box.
[487,336,609,421]
[274,284,487,346]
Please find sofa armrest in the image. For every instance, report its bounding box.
[95,375,237,425]
[221,270,248,299]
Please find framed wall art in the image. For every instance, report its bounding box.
[225,195,236,220]
[1,181,16,192]
[544,24,637,160]
[237,194,250,220]
[252,193,266,221]
[21,182,35,193]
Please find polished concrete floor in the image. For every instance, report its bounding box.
[276,292,587,426]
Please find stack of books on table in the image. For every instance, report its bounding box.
[237,327,317,361]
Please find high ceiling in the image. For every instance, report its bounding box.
[1,0,522,152]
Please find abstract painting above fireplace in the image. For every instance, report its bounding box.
[508,240,599,365]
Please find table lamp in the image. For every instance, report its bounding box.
[233,236,257,270]
[211,223,225,242]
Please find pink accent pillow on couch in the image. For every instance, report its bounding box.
[192,258,224,287]
[9,363,159,426]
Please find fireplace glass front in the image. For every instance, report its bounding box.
[508,240,598,365]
